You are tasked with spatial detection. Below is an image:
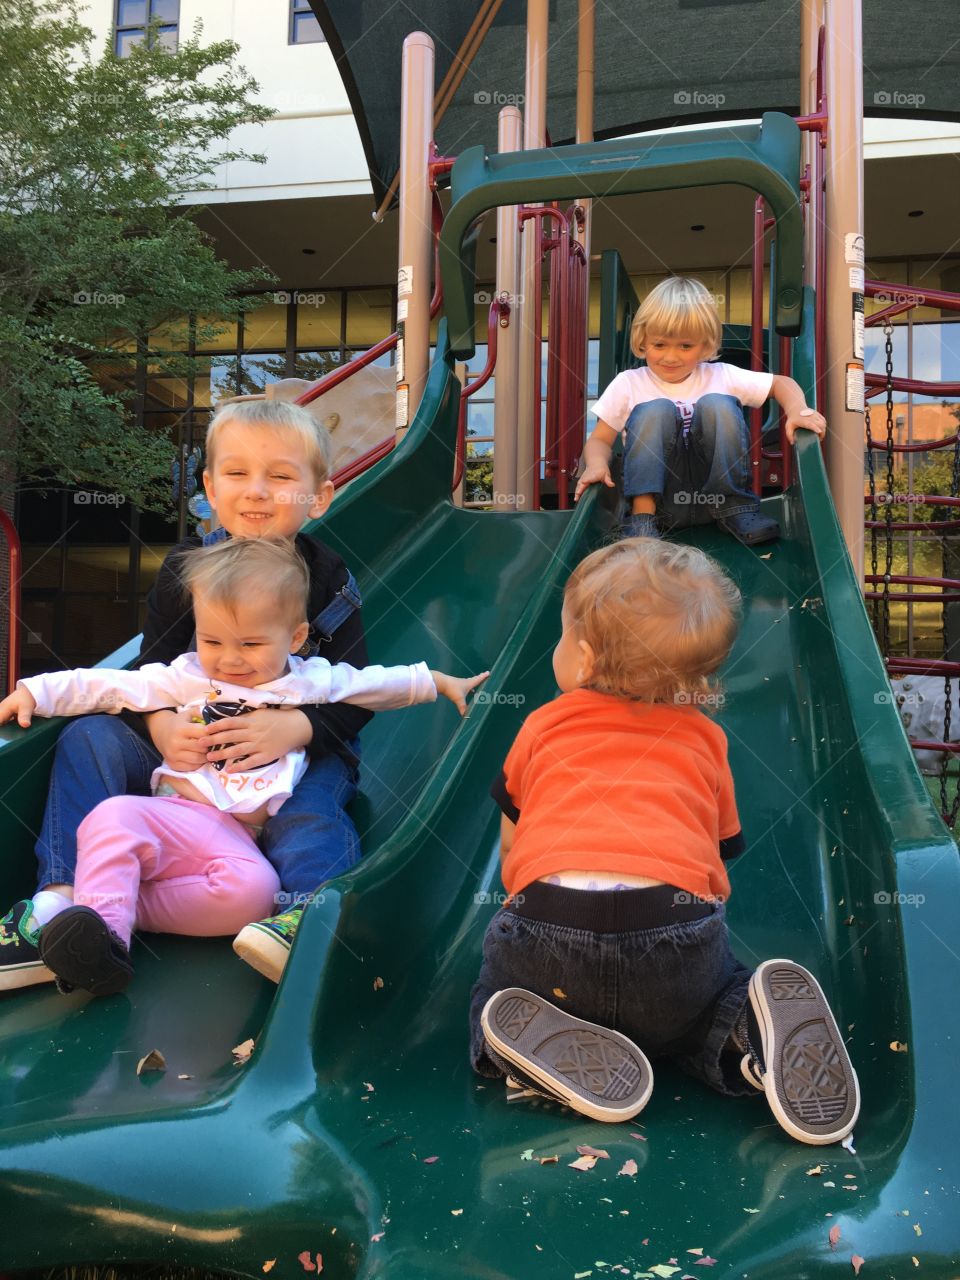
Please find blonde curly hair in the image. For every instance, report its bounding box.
[563,539,741,705]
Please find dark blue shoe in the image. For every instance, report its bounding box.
[38,906,133,997]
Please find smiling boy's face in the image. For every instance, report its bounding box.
[203,420,334,540]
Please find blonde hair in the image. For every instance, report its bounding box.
[630,277,723,361]
[564,540,741,705]
[205,400,333,486]
[179,538,310,629]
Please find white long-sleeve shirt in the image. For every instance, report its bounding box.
[20,654,437,818]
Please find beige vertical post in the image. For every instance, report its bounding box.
[396,32,434,440]
[493,105,523,509]
[823,0,865,574]
[515,0,549,507]
[800,0,824,290]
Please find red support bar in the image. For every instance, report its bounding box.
[332,435,395,490]
[909,740,960,754]
[864,494,960,507]
[866,520,960,532]
[864,592,960,602]
[0,509,21,695]
[864,299,916,328]
[865,374,960,398]
[454,299,508,491]
[887,657,960,676]
[865,573,960,589]
[779,334,793,489]
[865,280,960,313]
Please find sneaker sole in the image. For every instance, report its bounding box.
[717,515,780,547]
[0,961,56,992]
[481,989,653,1124]
[38,908,133,997]
[749,959,860,1145]
[232,923,290,984]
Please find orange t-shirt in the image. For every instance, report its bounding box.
[498,688,741,901]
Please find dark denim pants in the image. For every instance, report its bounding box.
[623,393,758,528]
[470,882,755,1097]
[34,715,361,899]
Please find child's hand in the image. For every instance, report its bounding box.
[431,670,490,716]
[202,706,313,773]
[0,688,37,728]
[146,709,211,773]
[785,407,826,444]
[574,462,615,502]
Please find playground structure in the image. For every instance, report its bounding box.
[2,2,960,1277]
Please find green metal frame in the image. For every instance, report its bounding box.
[441,112,803,357]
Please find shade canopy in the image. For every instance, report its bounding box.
[311,0,960,209]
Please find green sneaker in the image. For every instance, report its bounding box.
[232,905,303,983]
[0,900,55,992]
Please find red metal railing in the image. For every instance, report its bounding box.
[0,509,21,695]
[454,298,509,491]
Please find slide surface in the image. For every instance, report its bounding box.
[0,336,958,1278]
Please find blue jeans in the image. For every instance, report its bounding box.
[623,394,758,528]
[469,883,755,1097]
[34,716,361,901]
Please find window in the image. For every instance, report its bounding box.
[290,2,325,44]
[114,0,179,56]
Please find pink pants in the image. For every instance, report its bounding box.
[74,794,281,947]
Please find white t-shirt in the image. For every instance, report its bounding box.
[21,654,437,818]
[592,362,774,434]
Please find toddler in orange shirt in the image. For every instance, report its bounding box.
[470,539,859,1145]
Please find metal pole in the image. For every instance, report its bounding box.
[800,0,824,290]
[515,0,549,508]
[575,0,594,256]
[823,0,865,574]
[493,105,523,509]
[574,0,595,469]
[396,32,434,439]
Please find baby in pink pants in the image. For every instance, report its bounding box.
[0,538,486,996]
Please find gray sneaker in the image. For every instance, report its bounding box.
[0,900,55,992]
[481,989,653,1123]
[742,959,860,1145]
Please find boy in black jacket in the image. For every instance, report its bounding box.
[0,401,372,989]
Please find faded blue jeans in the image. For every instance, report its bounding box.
[469,881,755,1096]
[34,715,361,900]
[623,393,758,529]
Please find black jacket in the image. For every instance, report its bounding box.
[132,532,372,766]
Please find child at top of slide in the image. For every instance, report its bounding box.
[0,537,486,996]
[1,398,390,993]
[575,276,826,546]
[470,539,859,1145]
